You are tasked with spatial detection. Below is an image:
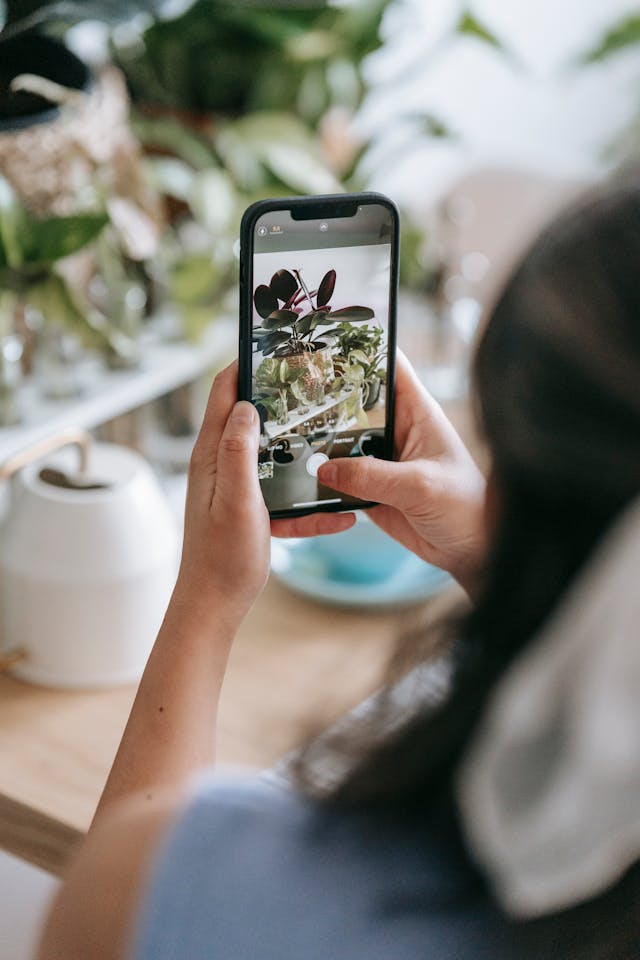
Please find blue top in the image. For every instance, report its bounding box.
[131,775,515,960]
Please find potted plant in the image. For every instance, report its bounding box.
[0,173,112,410]
[253,266,374,403]
[329,319,387,409]
[254,356,307,427]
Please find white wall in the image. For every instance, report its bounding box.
[360,0,640,204]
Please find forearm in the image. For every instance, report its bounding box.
[93,590,234,825]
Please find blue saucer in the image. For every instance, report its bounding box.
[270,535,451,608]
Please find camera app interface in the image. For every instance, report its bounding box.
[251,203,392,513]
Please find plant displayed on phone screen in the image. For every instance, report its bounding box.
[252,266,387,433]
[252,267,374,357]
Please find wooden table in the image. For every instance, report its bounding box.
[0,575,444,876]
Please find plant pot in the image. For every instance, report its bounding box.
[0,34,96,217]
[0,45,141,225]
[0,34,91,133]
[363,377,381,410]
[282,343,334,404]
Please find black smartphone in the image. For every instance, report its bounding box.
[239,192,398,519]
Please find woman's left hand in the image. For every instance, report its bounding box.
[172,362,356,632]
[172,362,271,633]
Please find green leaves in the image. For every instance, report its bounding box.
[22,212,109,266]
[27,273,108,350]
[255,354,306,390]
[456,10,505,52]
[316,268,335,307]
[215,112,342,195]
[580,13,640,64]
[0,176,23,269]
[252,328,290,355]
[269,268,298,302]
[262,309,299,330]
[348,348,370,366]
[254,283,279,318]
[1,1,168,39]
[328,306,375,322]
[0,176,107,269]
[295,309,329,336]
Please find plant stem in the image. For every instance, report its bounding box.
[293,269,315,312]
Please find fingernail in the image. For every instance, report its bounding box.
[318,462,336,485]
[231,401,256,425]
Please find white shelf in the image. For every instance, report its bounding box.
[0,317,237,463]
[263,388,354,440]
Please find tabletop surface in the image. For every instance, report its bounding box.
[0,371,478,876]
[0,575,447,874]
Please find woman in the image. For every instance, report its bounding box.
[38,178,639,959]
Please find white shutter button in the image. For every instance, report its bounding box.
[306,452,329,477]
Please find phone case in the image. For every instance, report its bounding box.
[239,192,398,519]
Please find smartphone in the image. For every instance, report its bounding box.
[239,192,398,519]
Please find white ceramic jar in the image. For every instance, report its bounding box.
[0,443,179,688]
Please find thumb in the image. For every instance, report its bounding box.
[213,401,261,506]
[318,456,424,511]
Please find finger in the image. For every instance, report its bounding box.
[192,361,239,463]
[271,512,356,539]
[318,456,427,512]
[212,401,261,509]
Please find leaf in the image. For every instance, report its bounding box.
[269,268,298,302]
[456,11,505,51]
[310,310,337,326]
[254,283,279,318]
[349,349,370,365]
[131,115,216,171]
[414,112,455,139]
[289,378,308,402]
[218,111,343,194]
[262,309,298,330]
[317,268,336,307]
[170,254,219,305]
[255,330,290,355]
[262,141,342,194]
[146,157,195,202]
[580,14,640,64]
[26,212,108,265]
[1,1,168,40]
[27,273,107,350]
[0,175,25,268]
[328,306,375,321]
[295,312,317,337]
[189,168,236,234]
[355,407,370,429]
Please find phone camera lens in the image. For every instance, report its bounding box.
[257,225,268,237]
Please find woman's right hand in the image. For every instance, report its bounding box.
[317,351,488,596]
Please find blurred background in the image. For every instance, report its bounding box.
[0,4,638,956]
[0,0,638,449]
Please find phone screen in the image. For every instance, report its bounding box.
[250,201,394,515]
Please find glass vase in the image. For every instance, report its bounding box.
[36,326,87,401]
[0,334,24,426]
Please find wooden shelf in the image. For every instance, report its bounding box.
[0,317,237,464]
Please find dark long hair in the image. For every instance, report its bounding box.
[293,176,640,949]
[309,175,640,807]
